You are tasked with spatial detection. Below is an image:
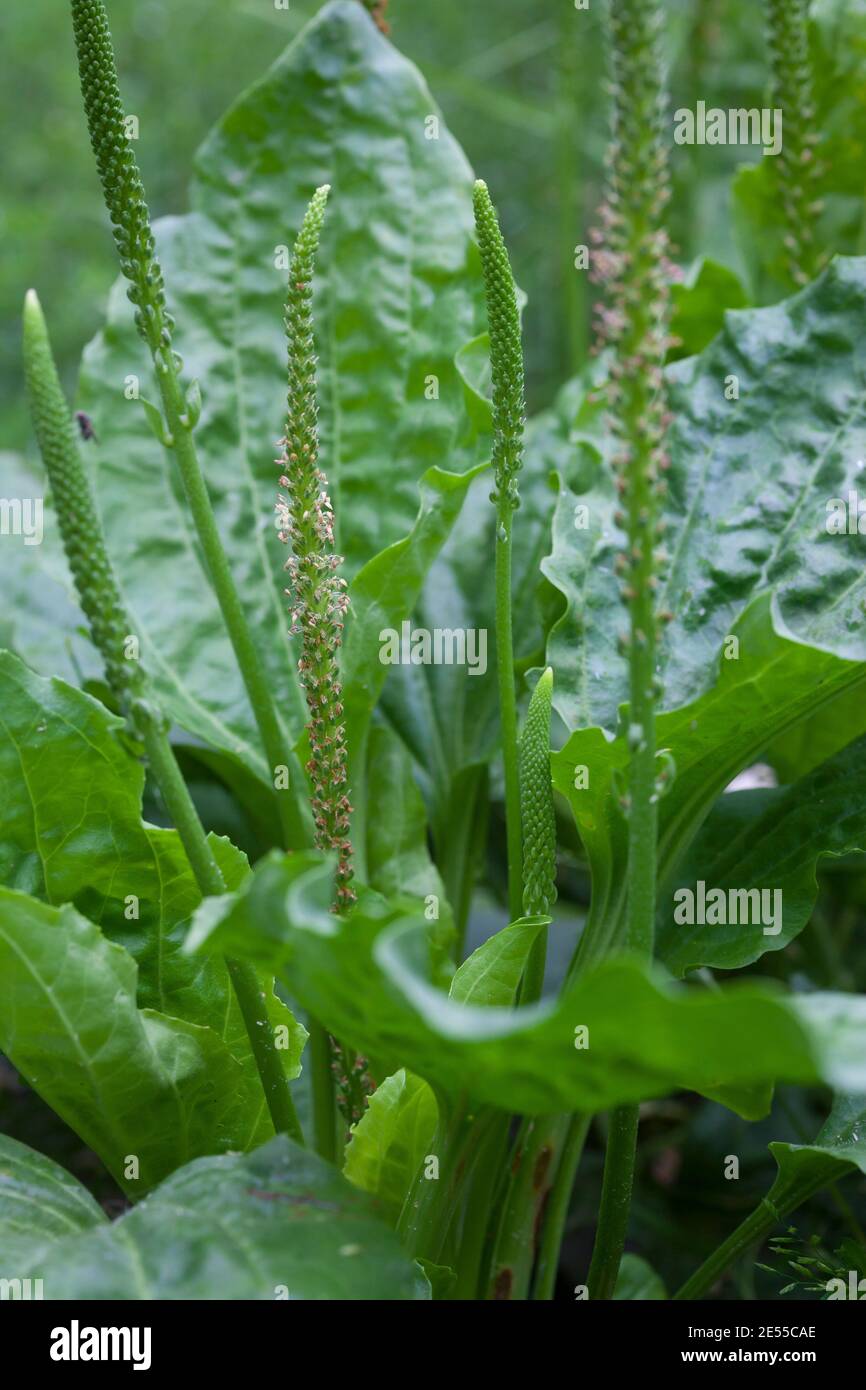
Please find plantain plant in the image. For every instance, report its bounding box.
[4,0,866,1306]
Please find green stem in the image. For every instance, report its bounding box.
[674,1199,783,1302]
[519,928,548,1005]
[449,1114,512,1299]
[675,1160,847,1301]
[532,1113,591,1300]
[586,1105,639,1299]
[307,1019,338,1163]
[155,368,306,853]
[487,1113,570,1299]
[495,508,523,923]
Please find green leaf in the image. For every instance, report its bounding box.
[0,650,305,1140]
[186,852,866,1120]
[0,453,99,689]
[769,1092,866,1208]
[342,461,489,798]
[613,1253,667,1301]
[344,1069,438,1224]
[450,915,549,1006]
[0,1134,106,1268]
[658,735,866,976]
[364,724,455,974]
[60,0,485,786]
[0,888,262,1193]
[15,1136,426,1300]
[669,258,749,360]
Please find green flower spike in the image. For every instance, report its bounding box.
[70,0,172,357]
[276,185,355,913]
[586,0,675,1306]
[519,665,557,1008]
[473,178,525,924]
[23,289,145,714]
[766,0,824,286]
[472,179,525,517]
[70,0,306,853]
[520,667,557,919]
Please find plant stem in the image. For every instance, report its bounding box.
[586,1105,639,1299]
[154,368,306,852]
[583,0,673,1299]
[766,0,824,286]
[674,1202,779,1301]
[473,180,526,926]
[308,1019,338,1163]
[532,1113,591,1300]
[486,1114,570,1299]
[495,508,523,923]
[70,0,308,854]
[674,1157,847,1300]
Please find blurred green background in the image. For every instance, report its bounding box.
[1,0,774,457]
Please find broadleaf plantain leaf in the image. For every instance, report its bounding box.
[186,852,866,1120]
[14,1136,427,1300]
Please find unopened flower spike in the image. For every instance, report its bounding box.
[766,0,825,286]
[520,668,557,919]
[70,0,172,358]
[472,179,525,516]
[277,185,355,912]
[473,178,526,924]
[22,288,146,718]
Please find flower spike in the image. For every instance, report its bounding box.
[276,185,355,912]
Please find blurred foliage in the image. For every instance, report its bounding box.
[2,0,776,455]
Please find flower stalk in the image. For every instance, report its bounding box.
[22,288,303,1147]
[473,179,525,926]
[277,186,373,1155]
[766,0,824,286]
[585,0,675,1299]
[519,666,557,1004]
[69,0,306,852]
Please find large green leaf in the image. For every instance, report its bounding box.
[0,650,305,1136]
[62,0,485,788]
[0,1134,106,1269]
[547,260,866,960]
[14,1136,427,1300]
[659,735,866,976]
[186,852,866,1120]
[0,889,263,1193]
